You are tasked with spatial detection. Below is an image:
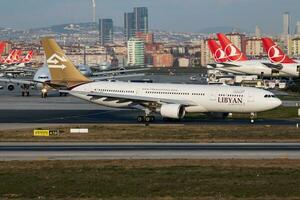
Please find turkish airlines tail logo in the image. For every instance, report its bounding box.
[21,50,34,63]
[207,39,228,63]
[261,37,296,64]
[3,50,17,64]
[217,33,247,62]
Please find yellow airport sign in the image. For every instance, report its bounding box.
[33,130,59,137]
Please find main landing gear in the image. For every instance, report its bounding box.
[137,115,155,123]
[136,108,155,123]
[21,84,30,97]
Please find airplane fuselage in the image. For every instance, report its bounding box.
[71,82,281,114]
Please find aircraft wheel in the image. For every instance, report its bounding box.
[21,92,25,97]
[137,116,144,123]
[26,91,30,96]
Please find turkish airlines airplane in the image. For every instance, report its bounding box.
[41,38,281,122]
[2,50,17,65]
[207,33,291,77]
[261,37,300,77]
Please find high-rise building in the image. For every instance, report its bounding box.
[124,12,135,41]
[124,7,149,41]
[246,37,264,57]
[255,25,261,38]
[127,38,145,66]
[283,12,291,35]
[99,19,114,46]
[134,7,148,33]
[296,21,300,35]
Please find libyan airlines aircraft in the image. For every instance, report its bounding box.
[41,38,282,123]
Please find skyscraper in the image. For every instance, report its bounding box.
[99,19,113,46]
[127,38,145,66]
[296,21,300,35]
[124,12,135,41]
[124,7,149,41]
[134,7,148,33]
[283,12,291,35]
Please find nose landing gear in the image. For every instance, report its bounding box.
[250,112,257,124]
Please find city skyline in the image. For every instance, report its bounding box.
[0,0,300,34]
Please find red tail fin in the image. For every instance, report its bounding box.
[13,50,22,63]
[217,33,248,62]
[207,39,228,63]
[0,42,6,63]
[0,42,6,55]
[261,37,296,64]
[21,50,34,63]
[3,49,17,64]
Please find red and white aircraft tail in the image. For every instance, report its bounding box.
[217,33,248,62]
[2,49,17,64]
[261,37,296,64]
[0,42,6,63]
[12,50,23,64]
[21,50,34,63]
[207,39,228,63]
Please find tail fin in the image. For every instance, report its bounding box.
[41,37,90,88]
[216,33,248,62]
[0,42,6,63]
[0,42,6,55]
[3,49,16,64]
[207,39,228,63]
[261,37,296,64]
[21,50,34,63]
[13,50,22,63]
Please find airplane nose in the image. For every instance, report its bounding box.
[273,98,282,108]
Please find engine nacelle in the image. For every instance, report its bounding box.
[7,84,15,91]
[35,83,44,90]
[160,104,185,119]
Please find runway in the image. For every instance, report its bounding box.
[0,87,299,125]
[1,142,300,160]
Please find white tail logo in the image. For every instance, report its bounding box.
[214,48,227,62]
[224,44,242,61]
[268,45,286,63]
[47,53,67,69]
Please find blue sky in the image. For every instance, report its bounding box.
[0,0,299,33]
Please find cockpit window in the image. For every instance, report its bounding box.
[264,94,276,98]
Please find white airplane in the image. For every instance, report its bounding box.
[207,33,292,77]
[41,38,282,123]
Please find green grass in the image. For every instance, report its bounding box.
[1,160,300,200]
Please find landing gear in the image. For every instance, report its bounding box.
[21,84,30,97]
[41,88,48,98]
[59,92,68,97]
[250,112,256,124]
[136,115,155,123]
[137,108,156,123]
[21,91,30,97]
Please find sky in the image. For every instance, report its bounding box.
[0,0,299,34]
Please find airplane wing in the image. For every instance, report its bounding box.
[90,73,145,81]
[218,63,242,67]
[92,68,150,76]
[60,90,197,106]
[261,63,283,70]
[0,78,37,85]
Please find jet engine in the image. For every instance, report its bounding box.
[7,84,15,91]
[160,104,186,119]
